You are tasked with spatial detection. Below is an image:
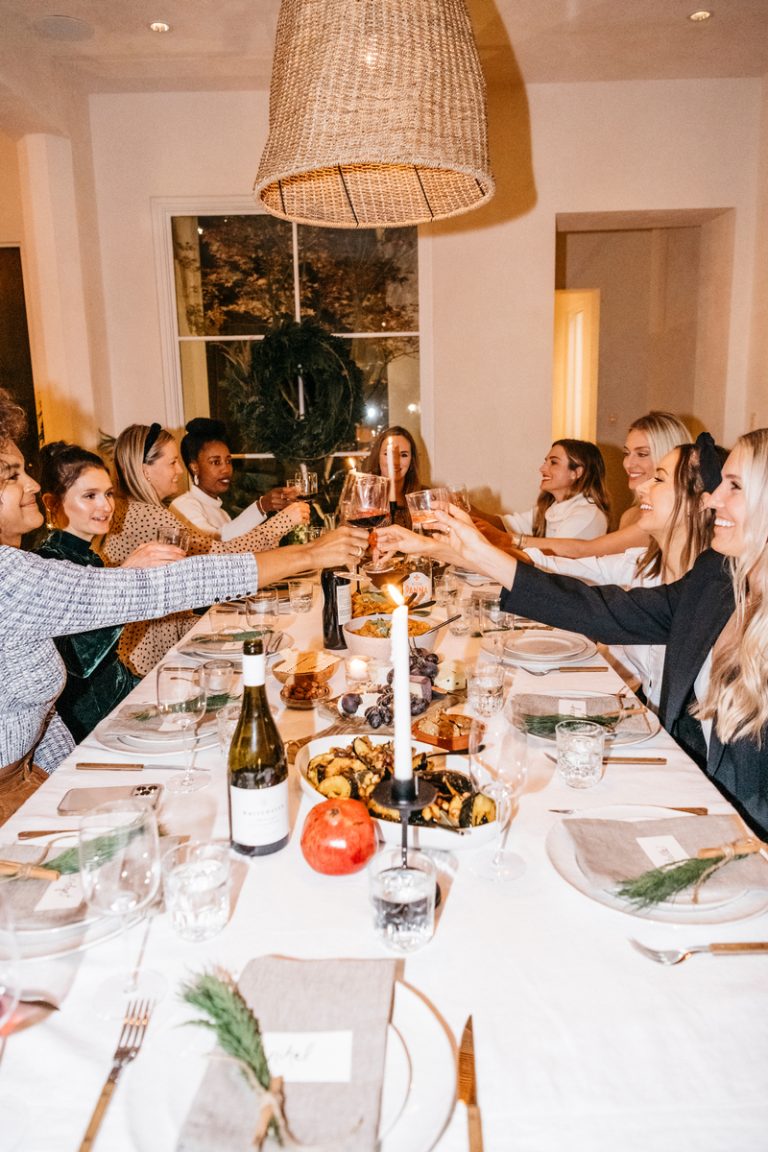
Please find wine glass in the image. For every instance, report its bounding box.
[156,662,208,794]
[0,892,27,1151]
[77,800,166,1017]
[341,473,390,572]
[468,712,528,881]
[245,589,280,637]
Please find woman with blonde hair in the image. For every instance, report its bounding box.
[102,423,307,675]
[377,429,768,837]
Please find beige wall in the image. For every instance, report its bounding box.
[0,131,23,240]
[13,73,764,514]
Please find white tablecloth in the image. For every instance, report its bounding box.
[3,589,768,1152]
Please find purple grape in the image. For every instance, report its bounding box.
[340,693,362,715]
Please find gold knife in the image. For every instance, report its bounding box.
[458,1016,483,1152]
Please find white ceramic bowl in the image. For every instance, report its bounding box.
[342,613,441,659]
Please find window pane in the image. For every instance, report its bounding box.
[298,226,418,334]
[172,215,294,336]
[350,335,420,446]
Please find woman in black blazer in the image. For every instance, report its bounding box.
[378,432,768,838]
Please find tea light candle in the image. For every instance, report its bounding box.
[387,585,412,784]
[345,656,369,687]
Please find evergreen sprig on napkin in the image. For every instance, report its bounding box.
[617,836,766,908]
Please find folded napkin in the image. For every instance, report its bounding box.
[177,956,397,1152]
[0,844,87,927]
[114,700,229,736]
[564,813,768,903]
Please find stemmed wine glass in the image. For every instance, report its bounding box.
[468,710,528,881]
[0,893,28,1151]
[77,800,166,1017]
[156,662,208,794]
[340,473,390,572]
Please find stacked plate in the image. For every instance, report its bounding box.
[178,630,292,662]
[483,629,597,668]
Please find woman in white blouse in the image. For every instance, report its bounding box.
[171,417,299,539]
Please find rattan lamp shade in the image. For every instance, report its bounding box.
[254,0,494,228]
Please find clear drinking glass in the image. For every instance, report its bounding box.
[469,714,528,881]
[156,524,189,551]
[449,484,471,513]
[245,589,280,634]
[555,720,606,788]
[209,602,242,635]
[287,578,314,613]
[434,572,459,610]
[405,487,451,536]
[368,848,436,953]
[201,659,237,709]
[290,470,318,503]
[156,663,208,793]
[78,800,166,1016]
[467,663,505,717]
[0,893,28,1151]
[162,841,231,942]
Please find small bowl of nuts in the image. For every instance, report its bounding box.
[279,676,332,710]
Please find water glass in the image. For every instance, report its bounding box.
[156,525,189,551]
[368,849,436,953]
[468,663,505,717]
[449,595,472,635]
[555,720,606,788]
[201,658,236,698]
[245,589,280,633]
[287,578,314,613]
[162,842,231,942]
[210,602,242,634]
[434,572,458,609]
[217,702,241,755]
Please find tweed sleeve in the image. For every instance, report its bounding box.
[0,547,259,641]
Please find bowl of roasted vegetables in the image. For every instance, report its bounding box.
[343,613,442,658]
[295,734,498,850]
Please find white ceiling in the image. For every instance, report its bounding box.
[1,0,767,95]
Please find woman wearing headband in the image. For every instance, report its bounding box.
[101,423,307,675]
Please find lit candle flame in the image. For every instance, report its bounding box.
[386,584,404,607]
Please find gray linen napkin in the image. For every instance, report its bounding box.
[177,956,397,1152]
[563,813,768,901]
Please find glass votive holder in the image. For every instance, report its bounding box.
[201,658,236,699]
[345,655,370,689]
[368,848,436,953]
[287,578,314,613]
[162,841,231,942]
[555,720,606,788]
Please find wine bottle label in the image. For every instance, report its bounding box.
[336,583,352,625]
[402,571,431,603]
[242,652,267,687]
[230,779,289,847]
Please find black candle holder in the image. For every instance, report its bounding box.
[370,775,437,867]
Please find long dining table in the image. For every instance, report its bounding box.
[2,574,768,1152]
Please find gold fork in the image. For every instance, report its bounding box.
[78,999,154,1151]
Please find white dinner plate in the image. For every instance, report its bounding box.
[499,630,593,664]
[295,734,499,851]
[546,805,768,924]
[179,631,293,662]
[92,719,219,757]
[513,689,660,747]
[127,981,455,1152]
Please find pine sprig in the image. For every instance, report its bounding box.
[519,712,620,738]
[616,853,748,909]
[180,970,272,1092]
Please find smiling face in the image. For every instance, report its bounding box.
[539,444,581,502]
[379,435,412,487]
[144,438,184,501]
[192,440,233,499]
[0,440,43,546]
[636,448,680,539]
[623,428,655,491]
[706,448,747,558]
[48,466,115,541]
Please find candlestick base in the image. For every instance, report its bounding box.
[370,776,442,907]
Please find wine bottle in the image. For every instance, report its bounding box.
[228,637,289,856]
[321,567,352,649]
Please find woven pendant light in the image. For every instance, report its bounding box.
[254,0,494,228]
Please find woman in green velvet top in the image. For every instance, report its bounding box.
[35,442,174,742]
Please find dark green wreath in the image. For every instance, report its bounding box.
[225,318,364,462]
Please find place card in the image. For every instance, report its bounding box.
[34,871,85,913]
[557,697,588,717]
[262,1030,353,1083]
[635,834,686,869]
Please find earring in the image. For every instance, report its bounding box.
[192,472,200,487]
